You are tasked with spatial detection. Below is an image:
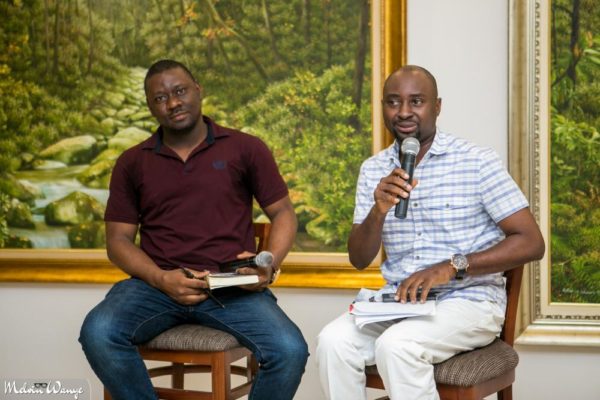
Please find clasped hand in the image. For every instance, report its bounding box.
[233,251,274,291]
[374,167,418,214]
[159,267,210,305]
[394,262,455,304]
[159,251,273,305]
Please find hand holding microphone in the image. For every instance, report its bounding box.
[218,251,274,273]
[394,137,420,219]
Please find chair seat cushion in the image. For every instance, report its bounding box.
[434,338,519,386]
[141,324,242,352]
[365,338,519,387]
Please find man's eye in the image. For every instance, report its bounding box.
[175,88,186,96]
[412,98,423,106]
[386,100,400,107]
[155,95,167,103]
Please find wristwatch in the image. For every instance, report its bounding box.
[269,267,281,284]
[450,254,469,280]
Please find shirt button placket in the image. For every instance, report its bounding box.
[412,202,422,263]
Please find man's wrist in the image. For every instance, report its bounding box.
[446,262,457,279]
[450,254,470,280]
[370,204,389,220]
[269,266,281,284]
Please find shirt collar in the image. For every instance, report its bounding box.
[427,129,450,157]
[142,115,228,152]
[385,128,449,167]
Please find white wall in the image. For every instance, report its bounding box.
[2,1,600,400]
[407,0,508,162]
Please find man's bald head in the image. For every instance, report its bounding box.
[384,65,438,99]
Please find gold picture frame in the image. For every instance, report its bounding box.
[509,0,600,346]
[0,0,407,289]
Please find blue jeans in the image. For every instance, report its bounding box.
[79,278,308,400]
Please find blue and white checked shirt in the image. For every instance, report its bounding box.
[353,131,529,310]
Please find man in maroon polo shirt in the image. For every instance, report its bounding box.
[79,59,308,400]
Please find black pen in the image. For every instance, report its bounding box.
[179,266,226,309]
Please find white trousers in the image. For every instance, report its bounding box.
[316,298,505,400]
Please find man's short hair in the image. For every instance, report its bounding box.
[144,59,197,94]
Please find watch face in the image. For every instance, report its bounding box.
[452,254,469,270]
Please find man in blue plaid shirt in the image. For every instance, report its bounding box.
[317,65,545,400]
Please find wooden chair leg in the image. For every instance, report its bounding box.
[498,385,513,400]
[246,354,259,382]
[211,351,231,400]
[103,387,112,400]
[172,362,185,389]
[244,355,252,380]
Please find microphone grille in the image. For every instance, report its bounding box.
[401,137,420,155]
[255,251,274,268]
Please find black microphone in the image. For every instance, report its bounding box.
[394,137,420,219]
[218,251,274,272]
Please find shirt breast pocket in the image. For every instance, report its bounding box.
[420,195,481,243]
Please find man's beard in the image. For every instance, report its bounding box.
[392,126,420,142]
[164,113,199,134]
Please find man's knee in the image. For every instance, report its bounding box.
[79,307,120,356]
[316,317,354,356]
[316,322,336,352]
[273,331,309,369]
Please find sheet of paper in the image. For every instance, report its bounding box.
[349,289,437,328]
[351,300,436,315]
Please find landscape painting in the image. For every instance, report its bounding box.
[549,0,600,304]
[0,0,372,256]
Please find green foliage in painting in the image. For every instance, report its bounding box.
[236,64,371,250]
[550,0,600,303]
[0,0,371,250]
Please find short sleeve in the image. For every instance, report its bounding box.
[478,149,529,223]
[104,152,140,224]
[353,160,376,224]
[247,138,288,208]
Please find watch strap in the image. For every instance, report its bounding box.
[450,253,469,281]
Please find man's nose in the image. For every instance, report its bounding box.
[166,95,182,109]
[398,102,412,118]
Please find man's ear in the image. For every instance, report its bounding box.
[436,98,442,116]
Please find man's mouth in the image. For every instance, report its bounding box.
[394,121,418,134]
[170,111,188,121]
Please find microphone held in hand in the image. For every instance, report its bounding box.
[218,251,274,272]
[394,137,420,219]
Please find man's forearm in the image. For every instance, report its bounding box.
[107,237,165,287]
[464,233,545,276]
[348,206,387,270]
[459,208,545,276]
[262,196,298,269]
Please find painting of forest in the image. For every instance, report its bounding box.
[550,0,600,303]
[0,0,371,253]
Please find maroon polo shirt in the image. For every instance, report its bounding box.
[104,116,288,272]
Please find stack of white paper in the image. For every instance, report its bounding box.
[350,300,436,328]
